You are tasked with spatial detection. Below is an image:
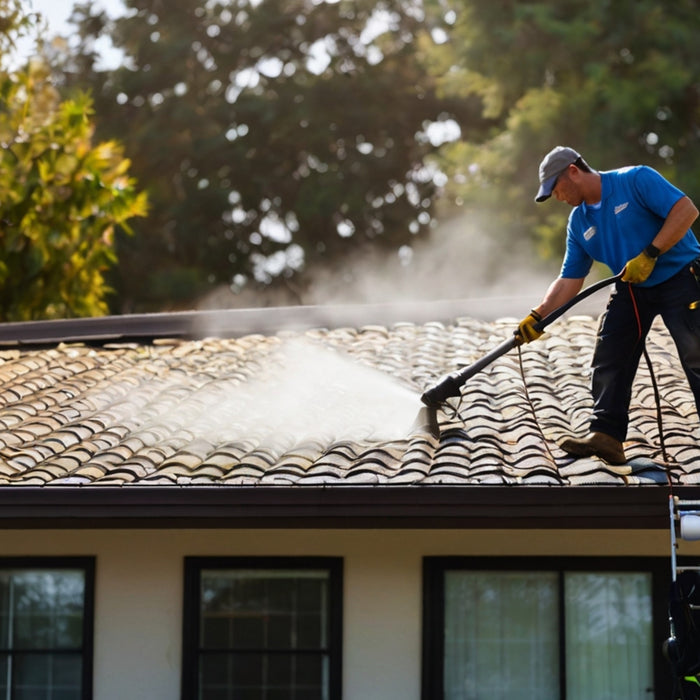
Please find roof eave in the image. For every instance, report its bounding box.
[0,485,691,529]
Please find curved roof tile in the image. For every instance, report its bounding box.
[0,314,692,488]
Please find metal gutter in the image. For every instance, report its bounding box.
[0,485,690,529]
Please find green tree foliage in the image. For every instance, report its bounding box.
[430,0,700,261]
[55,0,700,308]
[0,68,148,320]
[0,1,147,321]
[59,0,485,311]
[0,4,29,63]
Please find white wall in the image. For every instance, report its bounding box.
[0,528,692,700]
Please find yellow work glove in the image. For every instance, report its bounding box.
[515,310,544,345]
[622,249,657,284]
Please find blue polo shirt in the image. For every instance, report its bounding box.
[560,165,700,287]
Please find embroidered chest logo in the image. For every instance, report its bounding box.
[583,226,596,241]
[614,202,629,215]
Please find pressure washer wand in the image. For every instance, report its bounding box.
[420,273,623,408]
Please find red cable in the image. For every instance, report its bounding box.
[627,283,643,341]
[627,284,673,484]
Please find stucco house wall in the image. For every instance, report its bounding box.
[0,527,692,699]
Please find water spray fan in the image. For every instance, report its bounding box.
[418,272,623,437]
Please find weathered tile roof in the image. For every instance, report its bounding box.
[0,309,697,489]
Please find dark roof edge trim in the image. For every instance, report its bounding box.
[0,485,690,530]
[0,300,478,346]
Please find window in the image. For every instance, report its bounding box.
[0,557,95,700]
[182,557,343,700]
[422,557,670,700]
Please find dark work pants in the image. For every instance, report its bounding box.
[590,263,700,442]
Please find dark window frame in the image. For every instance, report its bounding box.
[0,555,95,700]
[182,556,343,700]
[422,556,671,700]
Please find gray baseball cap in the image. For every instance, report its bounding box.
[535,146,581,202]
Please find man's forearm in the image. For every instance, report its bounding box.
[533,276,585,318]
[651,196,699,254]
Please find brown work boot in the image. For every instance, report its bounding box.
[559,431,627,465]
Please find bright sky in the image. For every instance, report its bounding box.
[18,0,125,67]
[25,0,124,34]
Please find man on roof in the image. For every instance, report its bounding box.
[518,146,700,465]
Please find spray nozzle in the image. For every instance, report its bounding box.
[420,372,462,408]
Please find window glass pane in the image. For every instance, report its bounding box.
[0,571,85,650]
[200,651,231,689]
[199,652,328,700]
[200,570,329,652]
[12,652,82,700]
[0,655,7,696]
[195,564,335,700]
[444,571,559,700]
[0,564,88,700]
[565,572,653,700]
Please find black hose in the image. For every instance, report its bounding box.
[421,273,623,408]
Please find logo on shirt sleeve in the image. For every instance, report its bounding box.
[583,226,596,241]
[614,202,629,215]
